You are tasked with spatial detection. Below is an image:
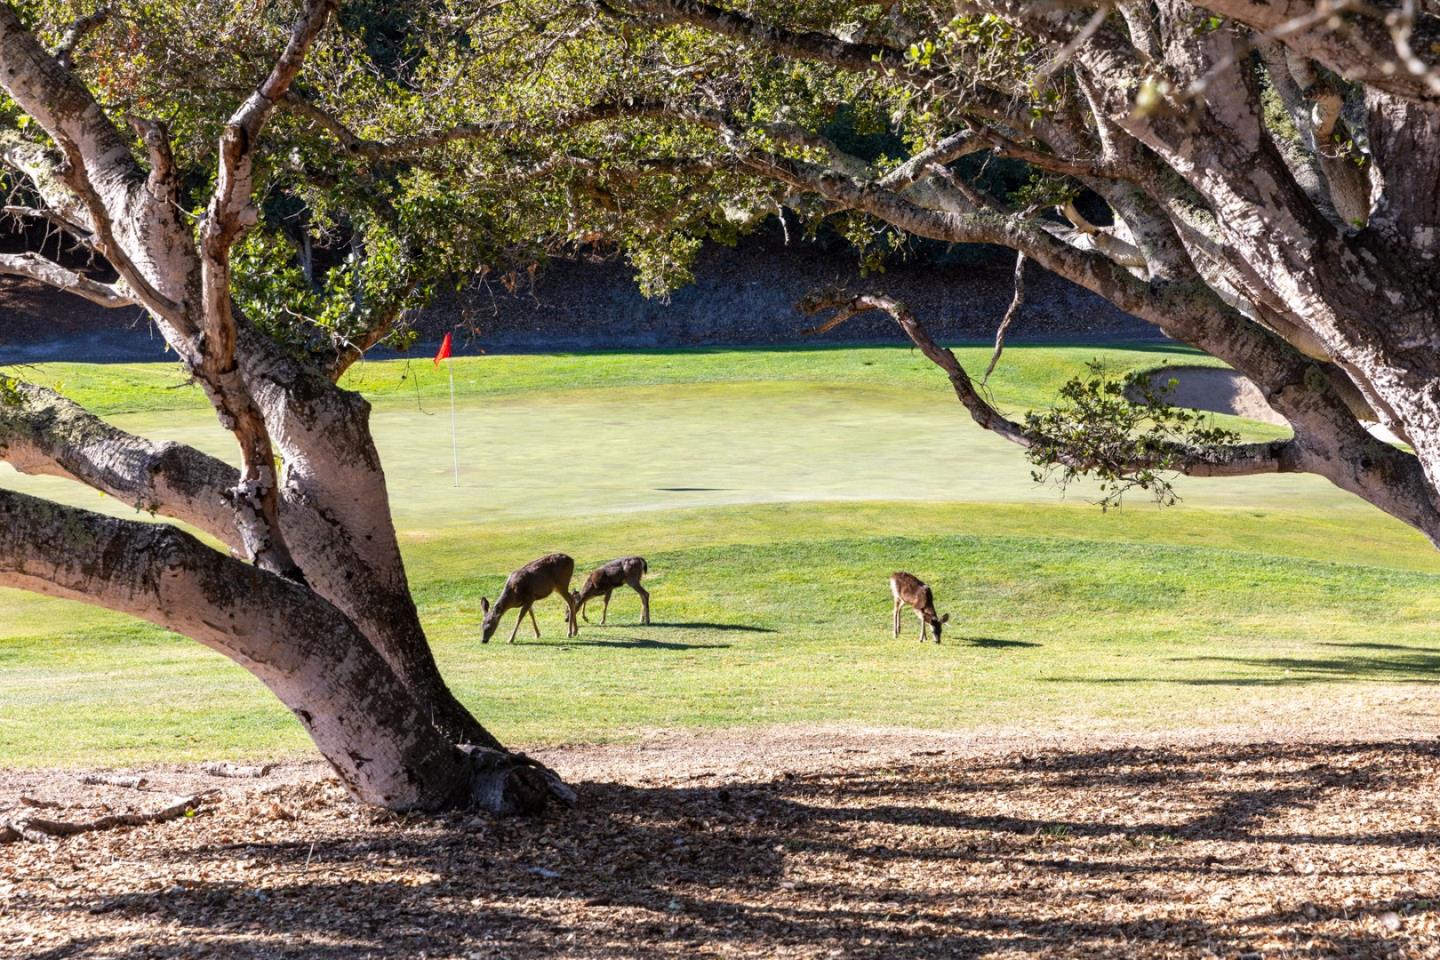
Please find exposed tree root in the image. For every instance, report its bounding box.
[79,773,149,789]
[459,746,576,815]
[200,762,274,779]
[0,792,213,844]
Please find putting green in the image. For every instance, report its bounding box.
[3,346,1438,766]
[0,371,1371,526]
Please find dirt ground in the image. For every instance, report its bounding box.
[4,728,1439,959]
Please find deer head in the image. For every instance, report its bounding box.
[480,596,498,643]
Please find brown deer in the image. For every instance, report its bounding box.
[481,553,579,643]
[890,571,949,643]
[571,557,650,625]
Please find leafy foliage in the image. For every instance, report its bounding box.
[1024,364,1242,509]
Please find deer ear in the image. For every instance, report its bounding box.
[481,597,490,615]
[941,613,950,623]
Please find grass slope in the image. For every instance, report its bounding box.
[2,346,1437,766]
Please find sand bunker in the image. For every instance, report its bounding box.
[1127,364,1288,425]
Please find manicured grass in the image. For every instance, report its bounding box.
[2,345,1436,766]
[6,341,1224,416]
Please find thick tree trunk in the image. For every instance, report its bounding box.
[0,487,560,812]
[235,327,498,745]
[0,0,560,810]
[0,371,499,749]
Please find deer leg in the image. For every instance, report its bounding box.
[893,600,902,638]
[601,590,612,625]
[580,597,591,623]
[529,606,541,639]
[565,591,579,637]
[508,604,530,644]
[634,582,651,625]
[917,612,927,643]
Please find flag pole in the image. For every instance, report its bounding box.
[447,353,459,487]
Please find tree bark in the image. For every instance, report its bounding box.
[0,1,552,810]
[0,487,558,811]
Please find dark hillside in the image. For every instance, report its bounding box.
[0,231,1155,362]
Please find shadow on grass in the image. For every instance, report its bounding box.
[1170,653,1440,685]
[40,740,1437,959]
[962,637,1041,649]
[1319,641,1440,653]
[517,637,732,650]
[648,621,778,633]
[1046,650,1440,686]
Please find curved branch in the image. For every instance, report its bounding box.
[799,291,1300,479]
[0,486,471,810]
[326,287,418,380]
[610,0,907,72]
[1199,0,1440,103]
[0,381,239,547]
[205,0,339,360]
[0,252,133,308]
[52,9,110,70]
[1,204,96,247]
[193,0,340,582]
[0,132,93,232]
[0,6,181,321]
[4,793,211,844]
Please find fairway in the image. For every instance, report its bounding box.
[3,345,1439,766]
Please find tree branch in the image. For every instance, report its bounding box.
[1,203,96,247]
[0,5,181,321]
[52,9,110,70]
[610,0,907,72]
[0,252,133,308]
[0,131,93,232]
[194,0,340,581]
[0,381,240,547]
[3,793,211,844]
[984,251,1027,383]
[204,0,339,364]
[799,290,1300,479]
[283,94,695,163]
[0,485,471,809]
[1199,0,1440,103]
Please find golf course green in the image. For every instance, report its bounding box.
[3,344,1438,766]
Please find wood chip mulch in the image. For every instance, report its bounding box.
[3,738,1439,958]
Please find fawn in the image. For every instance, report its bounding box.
[571,557,650,625]
[890,571,949,643]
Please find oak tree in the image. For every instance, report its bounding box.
[0,0,580,812]
[433,0,1440,538]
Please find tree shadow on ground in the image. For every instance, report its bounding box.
[18,741,1439,959]
[1170,652,1440,684]
[1319,641,1440,653]
[1046,649,1440,686]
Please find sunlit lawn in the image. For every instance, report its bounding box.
[3,345,1437,766]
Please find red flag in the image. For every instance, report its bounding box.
[433,332,452,367]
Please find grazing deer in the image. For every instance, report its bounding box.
[480,553,579,643]
[571,557,650,625]
[890,571,949,644]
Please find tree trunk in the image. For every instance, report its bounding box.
[0,486,559,812]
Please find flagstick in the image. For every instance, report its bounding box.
[447,354,460,487]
